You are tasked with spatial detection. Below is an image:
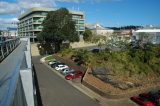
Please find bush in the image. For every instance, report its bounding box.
[59,44,160,78]
[45,55,54,61]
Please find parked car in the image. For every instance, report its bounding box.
[130,96,154,106]
[51,62,65,68]
[55,65,69,71]
[61,68,75,75]
[91,49,99,53]
[139,91,160,106]
[48,60,58,65]
[65,70,83,80]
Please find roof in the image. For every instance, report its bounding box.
[135,29,160,33]
[18,7,84,20]
[86,23,112,30]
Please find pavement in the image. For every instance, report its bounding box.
[41,56,137,106]
[32,56,101,106]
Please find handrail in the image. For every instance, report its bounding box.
[0,38,21,62]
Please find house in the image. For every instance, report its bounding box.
[85,23,114,37]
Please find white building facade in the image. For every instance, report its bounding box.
[133,29,160,44]
[86,23,114,36]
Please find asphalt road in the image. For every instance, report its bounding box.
[32,56,101,106]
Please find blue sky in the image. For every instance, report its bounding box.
[0,0,160,29]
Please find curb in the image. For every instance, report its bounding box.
[40,55,53,63]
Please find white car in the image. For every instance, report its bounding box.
[55,65,69,71]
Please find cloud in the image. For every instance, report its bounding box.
[0,0,122,15]
[0,0,122,29]
[0,18,18,29]
[0,0,80,15]
[80,0,122,3]
[0,2,21,14]
[0,18,18,24]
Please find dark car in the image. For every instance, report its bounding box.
[48,60,58,65]
[51,62,65,68]
[139,91,160,106]
[65,70,83,80]
[91,49,99,53]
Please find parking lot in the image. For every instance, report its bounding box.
[32,56,101,106]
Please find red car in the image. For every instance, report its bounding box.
[139,91,160,106]
[65,70,83,80]
[130,96,154,106]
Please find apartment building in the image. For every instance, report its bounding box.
[18,7,85,42]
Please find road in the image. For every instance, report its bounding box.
[32,56,101,106]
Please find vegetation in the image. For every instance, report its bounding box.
[83,29,93,42]
[83,29,108,49]
[37,8,79,53]
[45,55,55,61]
[59,44,160,79]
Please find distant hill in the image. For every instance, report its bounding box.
[106,25,143,30]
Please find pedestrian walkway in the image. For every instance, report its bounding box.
[31,43,40,56]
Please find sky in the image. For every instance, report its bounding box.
[0,0,160,29]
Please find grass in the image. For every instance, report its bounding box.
[45,55,55,61]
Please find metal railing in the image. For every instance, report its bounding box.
[0,38,20,61]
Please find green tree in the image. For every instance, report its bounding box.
[83,29,93,42]
[37,8,79,53]
[106,33,128,51]
[92,36,107,50]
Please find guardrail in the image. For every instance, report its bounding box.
[0,38,20,61]
[0,38,37,106]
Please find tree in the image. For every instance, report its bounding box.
[92,36,107,50]
[83,29,93,42]
[37,8,79,53]
[106,33,128,51]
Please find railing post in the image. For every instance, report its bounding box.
[0,38,20,61]
[9,42,12,52]
[6,43,9,55]
[1,45,4,59]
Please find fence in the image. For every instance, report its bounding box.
[0,38,20,61]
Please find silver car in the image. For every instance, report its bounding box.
[61,68,75,75]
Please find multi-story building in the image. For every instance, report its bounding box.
[18,7,85,42]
